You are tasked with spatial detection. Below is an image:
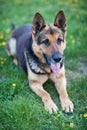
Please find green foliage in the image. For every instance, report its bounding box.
[0,0,87,130]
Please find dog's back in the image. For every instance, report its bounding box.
[7,25,32,72]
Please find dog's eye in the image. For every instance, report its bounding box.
[57,38,63,45]
[42,39,50,46]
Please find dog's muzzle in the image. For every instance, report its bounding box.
[43,53,63,74]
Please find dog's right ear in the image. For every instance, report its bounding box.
[32,13,46,36]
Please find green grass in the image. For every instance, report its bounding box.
[0,0,87,130]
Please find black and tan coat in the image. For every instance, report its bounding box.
[6,10,74,114]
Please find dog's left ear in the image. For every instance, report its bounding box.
[32,13,46,36]
[54,10,66,32]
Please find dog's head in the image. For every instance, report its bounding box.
[32,10,66,73]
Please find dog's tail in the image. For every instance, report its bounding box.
[11,23,16,31]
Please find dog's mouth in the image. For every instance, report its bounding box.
[50,62,61,74]
[43,53,63,74]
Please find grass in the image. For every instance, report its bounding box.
[0,0,87,130]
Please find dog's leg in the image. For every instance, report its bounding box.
[25,52,58,114]
[29,81,58,114]
[50,73,74,113]
[56,76,74,113]
[13,57,18,65]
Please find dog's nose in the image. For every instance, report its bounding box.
[52,53,62,62]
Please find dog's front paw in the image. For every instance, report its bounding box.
[42,97,58,114]
[45,99,58,114]
[61,98,74,113]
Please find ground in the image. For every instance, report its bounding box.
[0,0,87,130]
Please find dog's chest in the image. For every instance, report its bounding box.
[25,49,48,74]
[29,56,45,74]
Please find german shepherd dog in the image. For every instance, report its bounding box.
[6,10,74,114]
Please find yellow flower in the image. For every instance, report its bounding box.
[1,61,4,64]
[0,57,7,61]
[0,57,3,60]
[83,113,87,118]
[1,42,6,46]
[57,114,60,117]
[70,123,75,128]
[12,83,16,87]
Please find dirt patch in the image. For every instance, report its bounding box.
[66,70,82,81]
[66,61,87,81]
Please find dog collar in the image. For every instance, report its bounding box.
[25,49,49,75]
[25,49,63,75]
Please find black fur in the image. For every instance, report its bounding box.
[12,25,33,73]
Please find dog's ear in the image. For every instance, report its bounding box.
[32,13,46,36]
[54,10,66,32]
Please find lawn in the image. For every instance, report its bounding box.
[0,0,87,130]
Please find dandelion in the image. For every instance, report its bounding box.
[70,122,75,128]
[57,114,60,117]
[12,83,16,87]
[1,61,4,64]
[0,57,7,63]
[0,57,4,60]
[1,41,6,46]
[83,113,87,118]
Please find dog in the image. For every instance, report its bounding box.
[6,10,74,114]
